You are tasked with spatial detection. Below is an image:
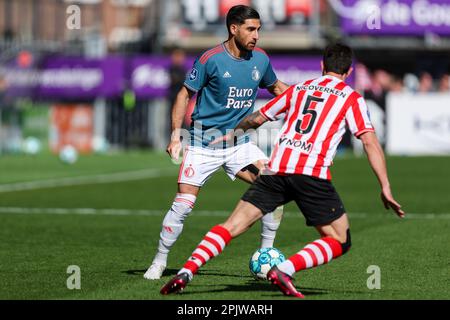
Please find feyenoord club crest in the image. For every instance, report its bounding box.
[184,165,195,178]
[252,67,260,81]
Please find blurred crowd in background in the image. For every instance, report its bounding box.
[359,66,450,95]
[0,0,449,157]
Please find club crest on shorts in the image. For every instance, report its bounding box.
[184,165,195,178]
[252,66,260,81]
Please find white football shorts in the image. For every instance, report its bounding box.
[177,142,268,187]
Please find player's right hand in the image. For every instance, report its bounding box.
[166,140,182,160]
[381,187,405,218]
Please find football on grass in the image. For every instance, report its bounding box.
[249,247,286,280]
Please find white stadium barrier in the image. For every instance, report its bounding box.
[386,93,450,155]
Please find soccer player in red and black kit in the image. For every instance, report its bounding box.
[160,43,405,298]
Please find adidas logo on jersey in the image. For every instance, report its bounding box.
[223,71,232,78]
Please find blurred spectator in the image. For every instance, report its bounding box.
[438,74,450,93]
[362,69,392,150]
[355,63,372,92]
[0,75,8,107]
[418,72,434,93]
[390,75,404,92]
[403,73,419,92]
[166,47,187,136]
[0,76,6,90]
[359,64,450,94]
[364,69,391,112]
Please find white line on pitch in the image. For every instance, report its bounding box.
[0,207,449,219]
[0,168,177,193]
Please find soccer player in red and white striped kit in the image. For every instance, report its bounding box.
[160,43,405,298]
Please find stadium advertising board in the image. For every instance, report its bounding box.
[1,53,41,98]
[4,55,342,99]
[386,93,450,155]
[49,104,94,153]
[178,0,315,31]
[130,56,170,98]
[130,56,324,98]
[340,0,450,35]
[130,56,194,98]
[2,57,125,99]
[261,56,323,98]
[38,56,125,99]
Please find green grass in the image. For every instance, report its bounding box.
[0,152,449,300]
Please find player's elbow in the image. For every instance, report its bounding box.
[177,86,193,102]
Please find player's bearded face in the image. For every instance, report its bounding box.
[234,19,261,52]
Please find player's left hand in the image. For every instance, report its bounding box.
[381,188,405,218]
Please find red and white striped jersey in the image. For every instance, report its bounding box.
[259,75,374,180]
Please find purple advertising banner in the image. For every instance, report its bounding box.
[130,56,327,99]
[130,56,194,98]
[261,56,323,98]
[37,56,125,99]
[340,0,450,35]
[1,67,40,98]
[1,54,42,98]
[3,54,351,100]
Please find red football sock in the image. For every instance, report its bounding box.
[182,225,232,275]
[288,237,343,271]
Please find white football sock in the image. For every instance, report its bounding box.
[260,205,284,248]
[152,193,196,265]
[276,260,296,277]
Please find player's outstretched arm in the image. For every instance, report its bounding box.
[236,110,268,131]
[267,80,289,96]
[209,111,268,146]
[167,86,195,160]
[360,131,405,218]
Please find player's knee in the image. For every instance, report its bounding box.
[261,215,280,231]
[263,208,283,227]
[170,193,197,221]
[340,229,352,254]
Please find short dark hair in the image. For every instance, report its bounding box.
[226,5,260,36]
[323,43,353,75]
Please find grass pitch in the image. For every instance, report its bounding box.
[0,151,449,300]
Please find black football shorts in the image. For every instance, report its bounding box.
[241,174,346,226]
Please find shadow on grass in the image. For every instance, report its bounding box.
[123,268,249,279]
[123,269,368,297]
[178,281,330,297]
[123,268,179,277]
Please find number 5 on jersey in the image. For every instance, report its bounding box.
[295,95,324,135]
